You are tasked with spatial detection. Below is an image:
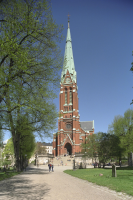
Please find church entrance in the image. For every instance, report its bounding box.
[64,143,72,155]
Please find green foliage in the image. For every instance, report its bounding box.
[81,134,98,159]
[96,132,124,163]
[64,167,133,196]
[18,115,36,160]
[0,0,63,135]
[0,171,20,181]
[2,138,14,157]
[0,124,3,148]
[36,142,46,155]
[0,126,3,166]
[0,0,63,171]
[81,132,124,163]
[108,109,133,155]
[19,130,36,160]
[2,138,14,166]
[2,160,11,166]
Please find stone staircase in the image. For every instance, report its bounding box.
[53,155,74,166]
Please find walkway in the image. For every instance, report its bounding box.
[0,165,133,200]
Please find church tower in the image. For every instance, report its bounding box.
[53,19,94,156]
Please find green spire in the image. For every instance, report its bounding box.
[61,18,77,83]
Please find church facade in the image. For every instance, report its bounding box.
[53,20,94,156]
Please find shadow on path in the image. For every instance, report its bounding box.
[24,166,50,175]
[0,166,50,200]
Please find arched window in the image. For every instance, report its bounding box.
[65,88,67,104]
[70,88,72,103]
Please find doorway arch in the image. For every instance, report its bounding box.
[64,143,72,155]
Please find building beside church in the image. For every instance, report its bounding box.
[43,142,53,154]
[53,19,94,156]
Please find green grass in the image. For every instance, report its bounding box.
[64,167,133,196]
[0,170,20,181]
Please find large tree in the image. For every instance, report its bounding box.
[0,0,63,171]
[81,132,124,165]
[108,109,133,156]
[2,118,36,170]
[81,134,98,162]
[18,115,36,170]
[97,132,124,164]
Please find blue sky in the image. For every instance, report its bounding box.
[3,0,133,143]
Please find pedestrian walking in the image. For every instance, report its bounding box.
[48,164,51,172]
[52,164,54,172]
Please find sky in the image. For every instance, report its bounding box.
[3,0,133,143]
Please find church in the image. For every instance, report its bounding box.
[53,19,94,156]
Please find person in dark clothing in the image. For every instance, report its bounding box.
[48,164,51,172]
[52,164,54,172]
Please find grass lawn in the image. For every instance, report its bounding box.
[64,167,133,196]
[0,170,20,181]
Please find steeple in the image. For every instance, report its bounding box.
[61,16,77,83]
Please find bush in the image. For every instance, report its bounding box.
[2,160,11,166]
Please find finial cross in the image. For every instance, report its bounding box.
[67,13,70,21]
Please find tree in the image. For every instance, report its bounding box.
[36,142,46,155]
[81,134,98,162]
[18,115,36,170]
[108,109,133,155]
[0,126,4,166]
[97,132,124,164]
[0,0,63,171]
[2,138,14,166]
[2,123,36,170]
[19,132,36,170]
[81,132,124,166]
[0,124,3,148]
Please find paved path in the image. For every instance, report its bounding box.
[0,165,133,200]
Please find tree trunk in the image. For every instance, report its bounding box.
[13,134,21,172]
[20,154,22,171]
[6,88,21,172]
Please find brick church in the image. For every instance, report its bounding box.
[53,19,94,156]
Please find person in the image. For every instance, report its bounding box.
[120,160,121,167]
[48,163,51,172]
[52,164,54,172]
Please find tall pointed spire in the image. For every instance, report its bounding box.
[61,15,77,83]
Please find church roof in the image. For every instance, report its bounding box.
[61,20,77,83]
[80,120,94,131]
